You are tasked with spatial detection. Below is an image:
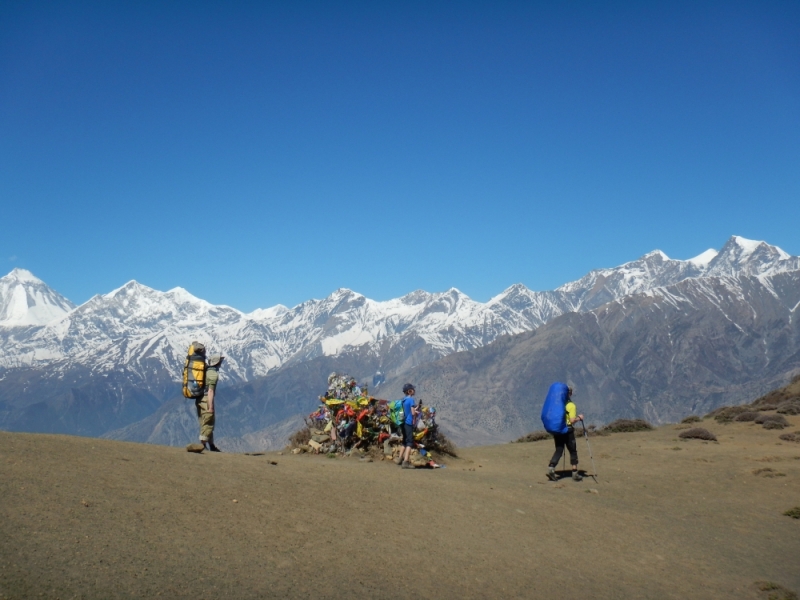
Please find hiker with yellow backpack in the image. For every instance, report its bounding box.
[183,342,225,453]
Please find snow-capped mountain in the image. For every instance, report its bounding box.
[0,269,75,327]
[1,236,797,384]
[2,235,799,446]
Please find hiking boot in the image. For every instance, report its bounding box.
[401,461,414,469]
[208,443,222,452]
[186,443,205,453]
[546,466,557,481]
[572,471,583,482]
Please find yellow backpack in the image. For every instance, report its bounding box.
[182,342,207,398]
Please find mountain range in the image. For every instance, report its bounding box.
[1,235,798,448]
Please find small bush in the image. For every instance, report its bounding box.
[755,414,789,427]
[764,421,788,430]
[756,404,780,412]
[777,402,800,416]
[602,419,654,433]
[432,431,458,457]
[678,427,717,441]
[753,468,786,478]
[515,431,551,443]
[734,411,760,422]
[288,427,311,448]
[784,507,800,519]
[713,406,751,423]
[754,580,799,600]
[681,415,701,424]
[779,432,800,443]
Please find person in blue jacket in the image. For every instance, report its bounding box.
[397,383,418,469]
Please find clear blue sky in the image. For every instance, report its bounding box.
[2,1,798,311]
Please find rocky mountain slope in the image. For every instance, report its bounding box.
[382,269,800,445]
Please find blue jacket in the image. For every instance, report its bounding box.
[402,395,415,425]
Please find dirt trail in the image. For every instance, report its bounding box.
[1,417,799,599]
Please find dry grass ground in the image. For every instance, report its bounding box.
[1,415,799,599]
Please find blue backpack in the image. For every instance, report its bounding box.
[541,382,569,434]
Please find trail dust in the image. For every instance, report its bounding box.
[1,414,799,599]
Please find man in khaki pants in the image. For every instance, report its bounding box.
[187,353,224,453]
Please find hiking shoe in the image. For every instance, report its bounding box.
[401,461,414,469]
[186,443,205,453]
[546,466,557,481]
[572,472,583,481]
[208,443,222,452]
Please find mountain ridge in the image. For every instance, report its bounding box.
[2,235,799,447]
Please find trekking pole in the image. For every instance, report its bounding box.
[580,421,598,483]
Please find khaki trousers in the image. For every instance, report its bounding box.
[195,397,215,442]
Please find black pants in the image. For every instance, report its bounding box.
[549,430,578,467]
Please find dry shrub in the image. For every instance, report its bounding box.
[734,411,760,422]
[777,402,800,416]
[755,414,789,429]
[712,405,751,423]
[515,431,551,443]
[288,427,311,448]
[582,424,606,437]
[681,415,701,424]
[754,580,798,600]
[678,427,717,441]
[602,419,654,433]
[704,406,728,419]
[784,507,800,519]
[432,431,458,457]
[779,432,800,443]
[756,404,780,412]
[753,467,786,478]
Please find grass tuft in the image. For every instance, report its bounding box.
[783,507,800,519]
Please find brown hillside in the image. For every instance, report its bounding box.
[1,414,799,599]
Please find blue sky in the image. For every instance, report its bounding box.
[2,1,798,311]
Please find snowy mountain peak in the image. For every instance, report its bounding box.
[1,236,798,383]
[706,236,798,278]
[105,280,153,298]
[640,250,670,261]
[248,305,289,321]
[6,268,43,283]
[0,268,76,327]
[687,249,718,267]
[731,235,764,256]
